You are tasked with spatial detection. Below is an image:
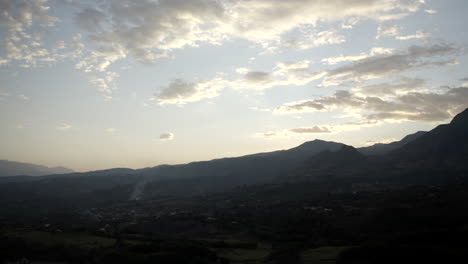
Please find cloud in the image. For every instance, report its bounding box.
[424,9,437,14]
[289,126,331,134]
[234,43,455,92]
[395,31,431,40]
[274,87,468,122]
[257,120,380,139]
[376,24,401,39]
[18,94,30,101]
[87,72,120,101]
[320,43,461,86]
[461,77,468,87]
[352,77,425,96]
[0,90,10,99]
[105,128,115,133]
[154,78,225,105]
[322,53,369,65]
[257,126,329,139]
[72,0,424,70]
[160,132,174,141]
[281,30,345,49]
[376,24,430,40]
[235,60,326,90]
[160,42,459,101]
[321,47,394,65]
[244,71,271,84]
[56,123,72,130]
[0,0,60,67]
[249,106,272,112]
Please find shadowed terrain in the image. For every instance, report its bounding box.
[1,108,468,263]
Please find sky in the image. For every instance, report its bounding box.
[1,0,468,172]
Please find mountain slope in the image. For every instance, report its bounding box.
[389,108,468,170]
[0,140,345,204]
[358,131,426,156]
[138,140,345,196]
[0,160,74,177]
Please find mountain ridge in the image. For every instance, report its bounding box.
[0,160,74,177]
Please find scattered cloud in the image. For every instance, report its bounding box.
[321,47,394,65]
[0,0,428,100]
[322,53,369,65]
[320,43,461,86]
[0,0,60,67]
[154,78,226,105]
[461,77,468,87]
[377,24,430,41]
[69,0,425,76]
[18,94,30,101]
[395,31,431,40]
[424,9,437,14]
[249,106,272,112]
[0,90,10,99]
[56,123,72,130]
[235,60,326,90]
[257,120,381,139]
[88,72,120,101]
[244,71,272,84]
[160,132,174,141]
[274,87,468,122]
[154,42,460,103]
[281,30,345,50]
[352,77,426,96]
[376,24,401,39]
[289,126,331,134]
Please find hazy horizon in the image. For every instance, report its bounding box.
[2,0,468,171]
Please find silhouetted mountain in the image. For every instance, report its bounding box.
[310,145,366,169]
[0,160,73,177]
[2,110,468,264]
[358,131,426,156]
[1,109,468,206]
[389,108,468,171]
[290,145,368,181]
[0,140,345,205]
[138,139,344,196]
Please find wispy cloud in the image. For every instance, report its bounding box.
[154,78,226,105]
[274,87,468,122]
[0,0,60,67]
[320,43,460,86]
[56,123,72,131]
[0,90,10,99]
[257,120,380,139]
[424,9,437,14]
[160,132,174,141]
[281,30,345,50]
[18,94,30,101]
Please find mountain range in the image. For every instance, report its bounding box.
[0,160,73,177]
[1,108,467,206]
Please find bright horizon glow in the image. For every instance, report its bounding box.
[1,0,468,172]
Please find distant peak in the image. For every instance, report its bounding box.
[300,139,337,146]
